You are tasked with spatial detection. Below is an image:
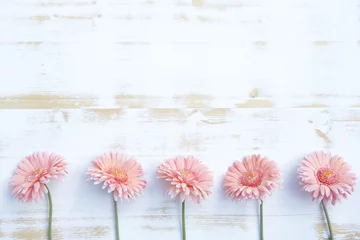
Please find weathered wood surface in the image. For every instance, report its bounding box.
[0,0,360,239]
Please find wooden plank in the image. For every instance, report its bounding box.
[0,0,360,239]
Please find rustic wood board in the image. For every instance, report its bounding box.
[0,0,360,239]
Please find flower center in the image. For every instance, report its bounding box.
[241,171,263,187]
[109,168,128,183]
[317,168,337,185]
[34,168,49,176]
[181,171,190,177]
[26,168,48,182]
[180,170,195,181]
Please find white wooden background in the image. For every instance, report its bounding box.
[0,0,360,239]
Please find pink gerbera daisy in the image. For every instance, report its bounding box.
[157,156,213,203]
[298,151,356,240]
[10,152,68,203]
[224,154,281,200]
[157,156,213,240]
[87,152,146,240]
[87,152,146,201]
[298,151,356,205]
[10,152,68,240]
[224,154,281,240]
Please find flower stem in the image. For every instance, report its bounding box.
[182,201,186,240]
[114,199,120,240]
[44,185,52,240]
[260,200,264,240]
[321,200,334,240]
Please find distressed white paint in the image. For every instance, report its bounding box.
[0,0,360,239]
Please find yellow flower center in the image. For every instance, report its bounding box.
[241,171,263,187]
[181,171,190,177]
[110,168,128,183]
[27,168,48,182]
[180,170,195,182]
[113,169,125,177]
[322,170,334,179]
[247,172,257,179]
[317,168,338,185]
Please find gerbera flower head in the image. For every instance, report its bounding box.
[10,152,68,203]
[224,154,281,200]
[298,151,356,205]
[87,152,146,201]
[157,156,213,203]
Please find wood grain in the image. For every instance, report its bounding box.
[0,0,360,239]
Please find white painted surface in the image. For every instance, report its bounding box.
[0,0,360,239]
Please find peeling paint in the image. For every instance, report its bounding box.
[11,227,62,240]
[69,226,108,238]
[30,16,50,22]
[84,109,125,121]
[202,108,230,117]
[235,99,273,108]
[11,228,43,240]
[314,129,332,144]
[115,94,159,108]
[294,104,329,108]
[0,94,95,109]
[173,94,213,108]
[192,0,204,7]
[1,2,359,238]
[249,88,259,98]
[313,41,340,46]
[192,214,248,230]
[315,218,360,240]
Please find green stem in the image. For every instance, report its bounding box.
[260,200,263,240]
[321,200,334,240]
[114,199,120,240]
[182,201,186,240]
[44,185,52,240]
